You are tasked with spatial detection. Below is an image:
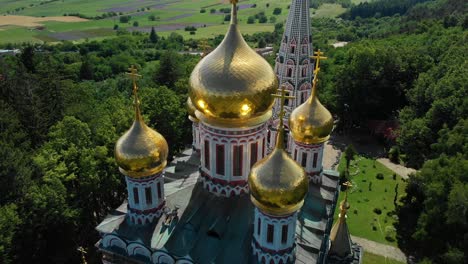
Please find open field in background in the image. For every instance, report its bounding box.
[333,155,407,246]
[0,0,350,44]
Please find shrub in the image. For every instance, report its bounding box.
[190,31,195,35]
[133,21,139,27]
[200,9,206,13]
[113,24,119,30]
[353,209,358,214]
[376,173,384,180]
[119,15,131,23]
[393,173,397,180]
[373,208,382,215]
[224,15,231,21]
[273,8,282,15]
[247,16,255,24]
[372,225,377,231]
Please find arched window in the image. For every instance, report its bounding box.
[216,144,225,175]
[157,182,162,199]
[313,153,318,168]
[287,68,292,77]
[301,152,307,167]
[133,188,139,205]
[204,140,210,170]
[281,224,288,244]
[250,142,258,168]
[267,224,274,243]
[233,145,243,176]
[302,67,307,77]
[145,187,152,205]
[257,218,261,235]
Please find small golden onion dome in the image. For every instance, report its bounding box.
[289,82,333,144]
[115,69,169,179]
[249,126,308,216]
[186,97,199,122]
[189,2,278,127]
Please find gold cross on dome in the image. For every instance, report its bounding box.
[311,49,327,74]
[343,181,353,201]
[272,85,295,122]
[126,65,142,95]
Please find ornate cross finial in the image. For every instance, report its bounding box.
[271,85,295,149]
[126,65,143,120]
[342,181,353,201]
[126,65,142,95]
[311,49,327,75]
[272,85,295,124]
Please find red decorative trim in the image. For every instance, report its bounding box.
[201,123,266,137]
[252,237,295,255]
[126,173,162,183]
[200,171,247,187]
[293,140,323,149]
[307,170,322,176]
[128,201,165,215]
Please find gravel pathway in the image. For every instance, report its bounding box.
[377,158,416,179]
[351,235,407,263]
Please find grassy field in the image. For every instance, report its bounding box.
[363,251,405,264]
[0,0,349,44]
[333,155,407,246]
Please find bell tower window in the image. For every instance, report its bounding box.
[250,142,258,168]
[281,225,288,244]
[313,153,318,168]
[204,140,210,170]
[301,152,307,167]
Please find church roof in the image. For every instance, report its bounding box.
[96,156,340,263]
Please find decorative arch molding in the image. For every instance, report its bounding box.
[301,37,309,44]
[290,37,297,45]
[299,82,311,91]
[301,59,309,65]
[102,235,127,250]
[127,243,151,261]
[152,250,175,264]
[281,82,294,91]
[286,59,295,65]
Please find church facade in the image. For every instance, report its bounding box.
[95,1,361,263]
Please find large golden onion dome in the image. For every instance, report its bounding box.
[186,97,198,122]
[289,53,333,144]
[115,68,169,178]
[249,96,308,216]
[189,1,278,128]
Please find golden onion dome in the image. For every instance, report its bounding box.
[249,115,308,216]
[186,97,199,122]
[115,68,169,178]
[189,1,278,128]
[289,71,333,144]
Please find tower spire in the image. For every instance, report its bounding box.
[309,49,327,104]
[271,85,295,149]
[230,0,238,25]
[126,65,143,121]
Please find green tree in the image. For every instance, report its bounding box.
[154,50,182,88]
[150,27,159,43]
[0,204,21,264]
[258,38,267,48]
[344,144,356,172]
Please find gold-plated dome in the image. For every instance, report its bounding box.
[189,1,278,128]
[186,97,199,122]
[115,67,169,178]
[249,90,308,216]
[289,51,333,144]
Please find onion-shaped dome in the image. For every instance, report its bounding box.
[249,123,308,216]
[189,2,278,127]
[115,87,168,178]
[289,79,333,144]
[186,97,199,122]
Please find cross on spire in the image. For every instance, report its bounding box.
[272,85,295,124]
[126,65,143,120]
[311,49,327,75]
[342,181,353,202]
[126,65,142,95]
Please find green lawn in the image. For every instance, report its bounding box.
[333,155,407,246]
[363,251,405,264]
[311,3,347,18]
